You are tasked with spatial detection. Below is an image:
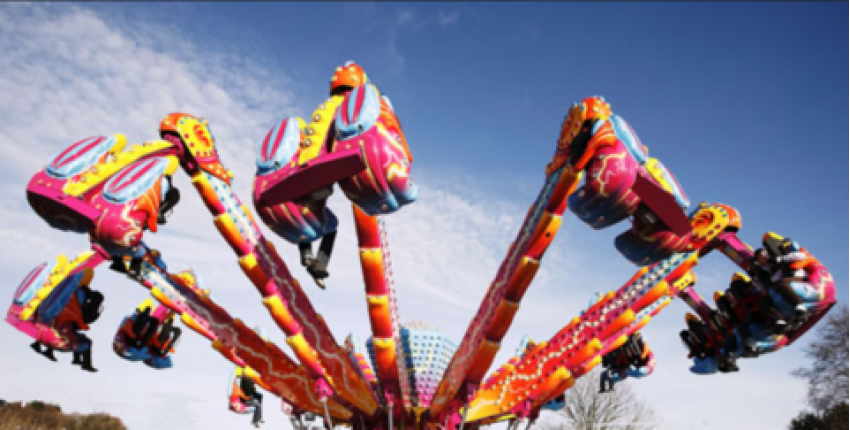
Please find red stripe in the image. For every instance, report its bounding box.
[342,91,351,125]
[344,87,357,125]
[260,127,275,162]
[114,159,158,193]
[55,137,104,168]
[109,160,142,189]
[268,121,286,161]
[353,85,366,123]
[110,159,158,194]
[53,137,94,167]
[15,264,46,297]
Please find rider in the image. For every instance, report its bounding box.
[293,61,373,286]
[240,371,264,428]
[600,332,655,393]
[765,238,813,326]
[149,316,181,358]
[32,284,103,372]
[748,236,812,332]
[711,236,814,373]
[107,174,180,280]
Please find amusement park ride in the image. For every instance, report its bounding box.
[6,62,836,429]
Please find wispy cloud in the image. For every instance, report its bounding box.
[354,7,462,77]
[0,4,818,430]
[0,3,303,428]
[0,4,589,428]
[438,10,461,28]
[395,8,416,27]
[513,20,543,42]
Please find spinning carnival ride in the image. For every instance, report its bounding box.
[6,62,837,429]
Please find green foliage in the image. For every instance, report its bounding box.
[788,304,849,430]
[27,400,61,413]
[788,402,849,430]
[0,399,126,430]
[790,412,826,430]
[793,305,849,412]
[821,403,849,430]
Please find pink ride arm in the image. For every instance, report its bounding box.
[160,113,378,415]
[136,259,353,420]
[353,206,411,409]
[464,202,739,423]
[465,252,700,423]
[713,232,755,270]
[429,150,579,418]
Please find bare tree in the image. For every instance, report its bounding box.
[536,369,660,430]
[792,304,849,413]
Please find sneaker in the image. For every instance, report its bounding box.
[690,357,718,375]
[774,319,788,333]
[717,352,739,373]
[743,339,758,357]
[720,360,739,373]
[794,305,809,321]
[727,359,740,372]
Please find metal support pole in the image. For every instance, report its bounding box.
[321,398,334,430]
[458,405,469,430]
[289,416,302,430]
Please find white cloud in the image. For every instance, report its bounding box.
[394,8,416,27]
[513,20,542,43]
[0,3,302,429]
[0,4,818,430]
[351,6,461,77]
[438,10,461,27]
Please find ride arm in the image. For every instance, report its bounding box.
[127,250,353,421]
[161,113,378,414]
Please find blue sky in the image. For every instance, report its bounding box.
[0,2,846,430]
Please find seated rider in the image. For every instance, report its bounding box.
[707,259,803,374]
[748,236,813,333]
[156,176,180,226]
[32,284,103,372]
[108,176,180,279]
[600,333,655,393]
[715,274,763,327]
[149,316,181,358]
[693,289,790,375]
[294,62,372,288]
[716,318,788,374]
[232,369,264,428]
[130,305,159,350]
[71,284,102,372]
[694,236,831,375]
